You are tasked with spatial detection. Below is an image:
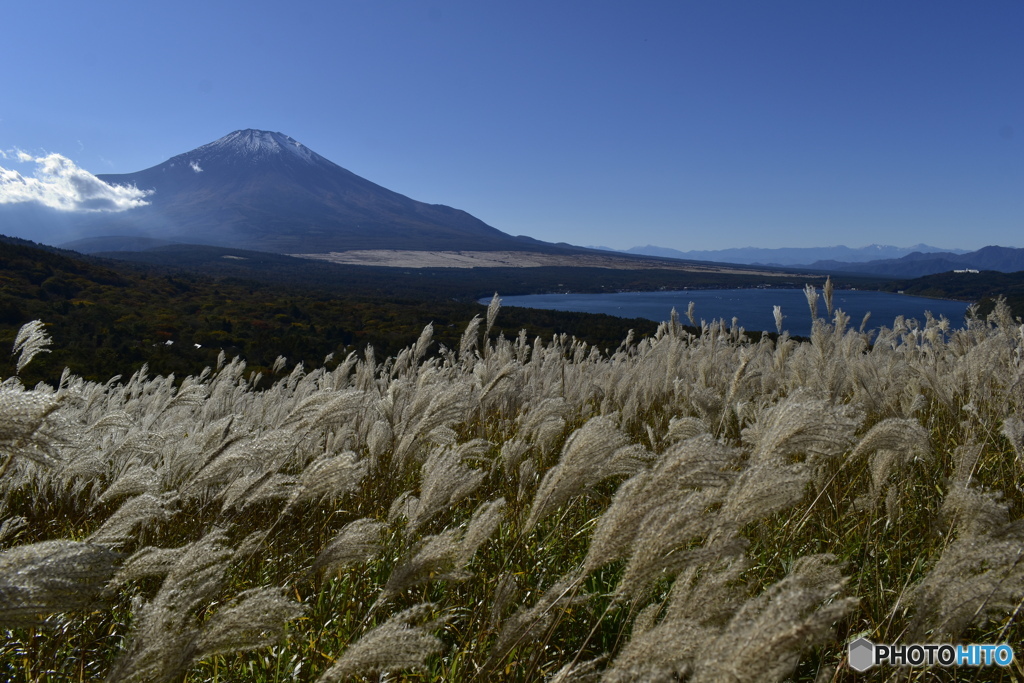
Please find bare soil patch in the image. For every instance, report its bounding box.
[291,249,799,276]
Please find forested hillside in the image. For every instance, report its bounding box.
[0,238,658,384]
[886,270,1024,320]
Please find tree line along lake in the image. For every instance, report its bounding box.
[488,288,973,338]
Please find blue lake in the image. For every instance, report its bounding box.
[489,289,973,338]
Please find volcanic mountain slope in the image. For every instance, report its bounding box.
[81,129,557,254]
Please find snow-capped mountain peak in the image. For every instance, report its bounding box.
[194,129,323,165]
[155,129,331,174]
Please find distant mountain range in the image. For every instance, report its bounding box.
[593,243,1024,277]
[805,245,1024,278]
[5,129,569,255]
[594,243,969,266]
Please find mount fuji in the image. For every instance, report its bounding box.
[56,130,556,254]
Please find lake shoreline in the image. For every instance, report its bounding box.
[486,288,973,338]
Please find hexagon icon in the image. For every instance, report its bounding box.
[848,637,875,672]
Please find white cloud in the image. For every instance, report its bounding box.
[190,160,203,173]
[1,148,43,163]
[0,152,151,212]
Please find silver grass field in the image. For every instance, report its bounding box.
[1,290,1023,682]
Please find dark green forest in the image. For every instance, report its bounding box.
[885,270,1024,319]
[0,237,664,384]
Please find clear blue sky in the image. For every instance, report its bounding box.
[2,1,1021,251]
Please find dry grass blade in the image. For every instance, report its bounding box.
[716,462,812,532]
[525,416,642,532]
[382,499,504,601]
[690,555,857,683]
[1001,416,1024,475]
[194,586,305,658]
[12,320,52,374]
[742,392,861,464]
[407,442,488,533]
[456,497,505,567]
[113,545,190,584]
[483,577,586,675]
[106,532,232,681]
[0,540,118,627]
[380,529,463,600]
[313,518,386,575]
[98,464,161,505]
[106,528,304,683]
[290,451,368,508]
[584,434,739,577]
[905,483,1024,640]
[316,603,446,682]
[0,386,62,471]
[88,493,173,546]
[604,557,748,681]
